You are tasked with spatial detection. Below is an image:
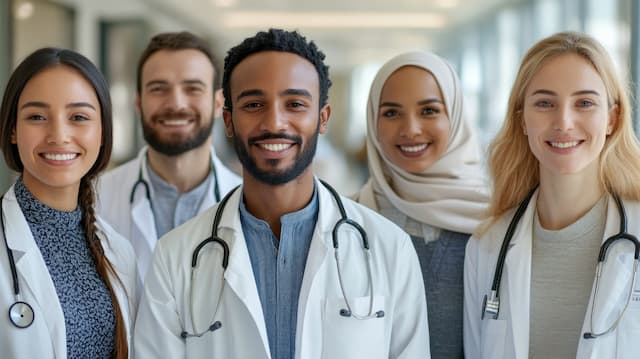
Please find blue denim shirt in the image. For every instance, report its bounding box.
[240,185,318,359]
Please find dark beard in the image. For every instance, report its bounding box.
[141,109,213,156]
[232,120,320,185]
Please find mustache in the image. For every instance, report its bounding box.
[152,109,197,120]
[248,132,302,145]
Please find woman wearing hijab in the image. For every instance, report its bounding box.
[354,51,490,358]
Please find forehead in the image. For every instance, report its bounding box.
[18,65,99,106]
[142,49,215,84]
[526,53,606,95]
[381,66,441,98]
[229,51,319,100]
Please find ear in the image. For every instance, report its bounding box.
[10,127,16,144]
[214,89,224,119]
[520,117,527,135]
[318,104,331,134]
[607,104,619,136]
[223,110,234,138]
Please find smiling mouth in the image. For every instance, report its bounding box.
[399,144,428,153]
[41,153,79,161]
[258,143,294,152]
[160,119,191,126]
[547,140,582,149]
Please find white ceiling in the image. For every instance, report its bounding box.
[51,0,522,70]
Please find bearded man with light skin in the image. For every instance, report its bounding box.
[97,31,241,289]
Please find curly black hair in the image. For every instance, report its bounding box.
[222,28,331,110]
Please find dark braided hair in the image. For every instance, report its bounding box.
[222,28,331,111]
[0,48,128,359]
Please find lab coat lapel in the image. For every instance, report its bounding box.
[217,188,271,358]
[504,190,537,359]
[577,195,635,356]
[295,180,332,357]
[3,189,66,358]
[130,156,158,281]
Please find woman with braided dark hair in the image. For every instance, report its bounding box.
[0,48,136,358]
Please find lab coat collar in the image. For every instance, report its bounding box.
[2,186,66,357]
[504,189,537,359]
[213,177,339,358]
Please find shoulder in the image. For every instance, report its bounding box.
[466,207,516,261]
[99,157,139,185]
[97,216,135,262]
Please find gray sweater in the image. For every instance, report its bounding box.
[15,178,115,358]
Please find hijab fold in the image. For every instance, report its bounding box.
[358,51,489,234]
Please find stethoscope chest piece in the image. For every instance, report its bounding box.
[9,301,34,328]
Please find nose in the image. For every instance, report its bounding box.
[166,88,188,111]
[260,104,288,133]
[553,103,576,131]
[46,116,71,144]
[400,115,421,139]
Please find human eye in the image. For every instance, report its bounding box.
[534,99,554,109]
[421,107,439,116]
[288,100,309,110]
[380,108,398,118]
[71,114,91,122]
[241,101,263,111]
[576,99,596,108]
[186,85,204,94]
[26,114,46,121]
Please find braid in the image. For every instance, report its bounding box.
[79,177,128,359]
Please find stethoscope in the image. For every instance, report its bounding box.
[129,157,221,208]
[180,180,384,339]
[481,188,640,340]
[1,195,35,329]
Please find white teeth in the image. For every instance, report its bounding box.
[43,153,77,161]
[162,119,189,126]
[260,143,292,152]
[549,141,579,149]
[400,144,428,152]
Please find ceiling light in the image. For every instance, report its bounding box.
[221,12,447,29]
[212,0,236,8]
[15,2,34,20]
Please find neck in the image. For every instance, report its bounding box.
[146,140,212,193]
[241,169,315,238]
[537,166,604,230]
[22,174,79,211]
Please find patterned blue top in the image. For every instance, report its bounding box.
[15,178,115,358]
[240,184,318,359]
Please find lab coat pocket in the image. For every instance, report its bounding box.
[321,295,387,359]
[480,319,507,359]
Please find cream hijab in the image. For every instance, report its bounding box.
[357,51,489,234]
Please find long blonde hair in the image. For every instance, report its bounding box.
[488,31,640,220]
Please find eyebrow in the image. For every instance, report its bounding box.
[530,89,601,97]
[380,98,443,108]
[20,101,96,111]
[236,88,313,102]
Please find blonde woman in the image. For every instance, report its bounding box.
[463,32,640,359]
[354,51,490,358]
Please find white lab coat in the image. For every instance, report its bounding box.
[134,179,430,359]
[464,191,640,359]
[0,185,137,359]
[96,146,241,287]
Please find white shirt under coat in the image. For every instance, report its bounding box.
[464,190,640,359]
[134,178,430,359]
[96,146,241,288]
[0,186,137,359]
